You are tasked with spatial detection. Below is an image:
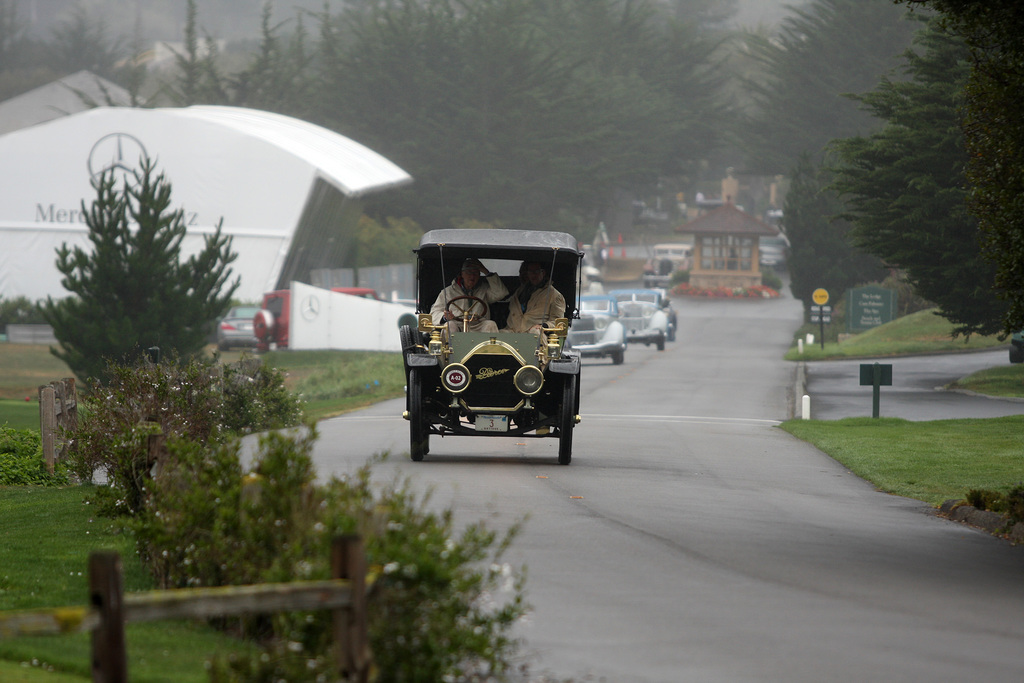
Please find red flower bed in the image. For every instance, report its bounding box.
[671,283,780,299]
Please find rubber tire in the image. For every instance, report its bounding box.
[558,374,577,465]
[656,333,666,351]
[400,324,417,353]
[1010,344,1024,364]
[399,324,417,383]
[408,369,429,461]
[611,348,624,365]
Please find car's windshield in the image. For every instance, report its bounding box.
[581,299,613,313]
[611,291,657,304]
[228,306,260,319]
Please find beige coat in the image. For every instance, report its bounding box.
[503,283,566,333]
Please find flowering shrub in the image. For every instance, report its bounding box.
[672,283,780,299]
[136,427,528,682]
[66,356,303,517]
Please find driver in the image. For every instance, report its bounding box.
[430,257,509,333]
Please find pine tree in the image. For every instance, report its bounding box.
[829,17,1006,337]
[42,159,239,385]
[784,156,886,308]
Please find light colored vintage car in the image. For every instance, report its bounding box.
[566,295,627,365]
[609,289,671,351]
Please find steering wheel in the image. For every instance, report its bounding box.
[446,295,488,323]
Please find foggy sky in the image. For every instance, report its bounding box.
[21,0,813,43]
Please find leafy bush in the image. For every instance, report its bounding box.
[760,269,783,291]
[219,360,304,434]
[1006,484,1024,524]
[136,428,527,682]
[0,427,70,486]
[67,356,303,517]
[966,488,1004,512]
[670,268,690,285]
[966,484,1024,525]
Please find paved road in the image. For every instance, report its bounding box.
[304,292,1024,682]
[802,348,1024,421]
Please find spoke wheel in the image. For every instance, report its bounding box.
[409,369,429,462]
[558,374,577,465]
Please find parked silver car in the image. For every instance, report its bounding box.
[566,295,627,364]
[609,289,670,351]
[216,305,260,350]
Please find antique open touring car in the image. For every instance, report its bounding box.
[399,229,583,464]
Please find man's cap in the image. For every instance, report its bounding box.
[461,258,485,271]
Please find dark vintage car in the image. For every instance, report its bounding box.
[1010,330,1024,364]
[399,229,583,465]
[565,295,627,365]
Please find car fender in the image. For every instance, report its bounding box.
[407,353,438,368]
[606,320,626,345]
[548,356,580,375]
[651,310,669,333]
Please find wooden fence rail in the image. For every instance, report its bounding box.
[0,536,372,683]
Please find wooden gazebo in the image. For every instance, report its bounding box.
[678,203,779,289]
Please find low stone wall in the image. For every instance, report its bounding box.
[938,499,1024,544]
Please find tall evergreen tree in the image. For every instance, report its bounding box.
[42,159,239,385]
[899,0,1024,333]
[830,17,1005,336]
[740,0,918,175]
[319,0,727,232]
[784,156,886,308]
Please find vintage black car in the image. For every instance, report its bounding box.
[399,229,583,464]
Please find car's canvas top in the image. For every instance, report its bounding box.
[414,229,584,317]
[417,229,582,256]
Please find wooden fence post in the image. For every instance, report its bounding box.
[37,378,78,473]
[332,536,370,683]
[89,551,127,683]
[38,385,56,473]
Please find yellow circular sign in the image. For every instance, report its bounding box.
[812,288,829,305]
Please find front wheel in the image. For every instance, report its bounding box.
[558,374,577,465]
[408,369,429,461]
[656,333,666,351]
[611,348,624,365]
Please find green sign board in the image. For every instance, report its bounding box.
[847,285,896,333]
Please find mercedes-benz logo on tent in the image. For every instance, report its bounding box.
[88,132,148,180]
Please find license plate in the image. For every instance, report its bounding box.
[475,415,508,432]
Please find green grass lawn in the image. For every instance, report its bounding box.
[947,364,1024,398]
[785,308,1010,361]
[780,416,1024,505]
[0,487,252,682]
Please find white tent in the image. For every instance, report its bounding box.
[0,105,412,303]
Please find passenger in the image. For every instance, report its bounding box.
[503,261,566,334]
[430,257,509,333]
